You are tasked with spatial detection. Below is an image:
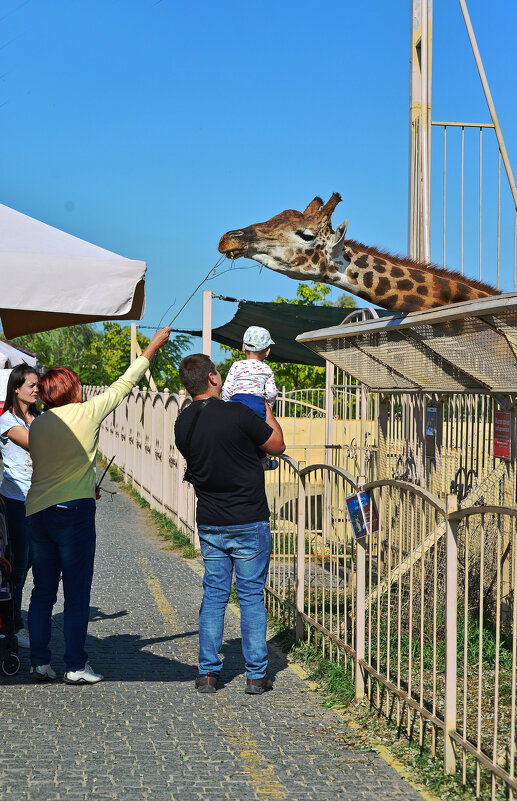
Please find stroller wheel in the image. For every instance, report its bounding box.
[1,652,20,676]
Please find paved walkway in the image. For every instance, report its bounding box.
[1,477,425,801]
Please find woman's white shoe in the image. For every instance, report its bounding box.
[30,664,57,681]
[63,663,103,684]
[16,628,30,648]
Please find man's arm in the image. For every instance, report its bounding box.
[259,404,285,456]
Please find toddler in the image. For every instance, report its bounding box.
[222,326,278,467]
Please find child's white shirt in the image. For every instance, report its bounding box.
[222,359,278,407]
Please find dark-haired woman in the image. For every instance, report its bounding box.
[26,327,171,684]
[0,364,40,649]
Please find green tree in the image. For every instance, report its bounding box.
[98,323,190,392]
[14,325,104,383]
[14,323,190,392]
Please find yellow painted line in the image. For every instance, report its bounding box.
[187,558,205,578]
[184,558,437,799]
[137,557,180,632]
[139,556,286,800]
[222,729,287,801]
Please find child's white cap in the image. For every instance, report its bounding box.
[242,326,274,351]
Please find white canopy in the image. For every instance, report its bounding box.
[0,338,38,368]
[0,203,146,338]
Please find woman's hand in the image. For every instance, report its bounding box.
[141,327,172,361]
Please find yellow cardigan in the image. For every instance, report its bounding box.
[26,356,149,517]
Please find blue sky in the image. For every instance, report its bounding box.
[1,0,516,355]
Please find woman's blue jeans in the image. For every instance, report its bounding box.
[0,495,31,631]
[27,498,96,671]
[197,521,271,679]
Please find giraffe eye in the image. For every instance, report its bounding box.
[295,229,316,242]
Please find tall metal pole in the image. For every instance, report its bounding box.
[202,290,212,358]
[409,0,433,260]
[420,0,431,263]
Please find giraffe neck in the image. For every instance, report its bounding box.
[327,239,498,312]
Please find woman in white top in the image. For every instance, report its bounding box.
[0,364,40,648]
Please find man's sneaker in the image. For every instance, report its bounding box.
[30,664,57,681]
[63,663,103,685]
[195,672,219,693]
[245,674,274,695]
[16,627,30,648]
[263,457,279,471]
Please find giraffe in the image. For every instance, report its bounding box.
[218,193,499,312]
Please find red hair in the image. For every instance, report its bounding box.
[38,367,81,408]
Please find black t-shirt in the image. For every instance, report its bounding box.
[174,397,273,526]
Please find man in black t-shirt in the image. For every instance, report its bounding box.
[175,353,285,695]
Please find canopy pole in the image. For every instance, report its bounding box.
[458,0,517,212]
[202,290,213,359]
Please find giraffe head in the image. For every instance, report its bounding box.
[218,193,347,284]
[218,194,499,312]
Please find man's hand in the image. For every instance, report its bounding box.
[259,405,285,456]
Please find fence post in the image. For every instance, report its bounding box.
[444,493,458,774]
[177,390,186,527]
[355,475,367,701]
[162,389,169,514]
[355,533,367,700]
[296,462,306,641]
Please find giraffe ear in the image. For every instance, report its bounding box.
[330,219,349,260]
[333,219,349,243]
[303,197,324,216]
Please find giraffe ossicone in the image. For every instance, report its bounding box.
[218,193,499,313]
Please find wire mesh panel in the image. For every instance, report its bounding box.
[332,368,378,482]
[362,482,446,758]
[264,457,299,630]
[307,336,417,391]
[358,329,478,391]
[420,314,517,391]
[452,509,517,799]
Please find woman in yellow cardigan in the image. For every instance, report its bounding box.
[26,327,171,684]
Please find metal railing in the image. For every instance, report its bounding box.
[265,462,517,799]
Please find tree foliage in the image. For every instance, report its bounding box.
[217,282,356,392]
[14,323,190,391]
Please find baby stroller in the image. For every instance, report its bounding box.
[0,497,21,676]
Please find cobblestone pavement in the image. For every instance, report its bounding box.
[0,477,425,801]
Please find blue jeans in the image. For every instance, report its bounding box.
[197,521,271,679]
[27,498,96,671]
[1,495,31,631]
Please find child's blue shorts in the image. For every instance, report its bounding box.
[231,393,267,420]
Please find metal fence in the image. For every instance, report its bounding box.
[87,381,517,798]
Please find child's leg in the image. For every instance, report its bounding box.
[230,394,267,420]
[230,395,267,460]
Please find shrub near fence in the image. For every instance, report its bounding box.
[88,383,517,800]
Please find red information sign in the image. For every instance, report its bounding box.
[494,411,511,461]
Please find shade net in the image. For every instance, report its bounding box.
[174,299,391,366]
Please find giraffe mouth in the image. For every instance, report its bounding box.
[224,248,245,260]
[218,231,249,259]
